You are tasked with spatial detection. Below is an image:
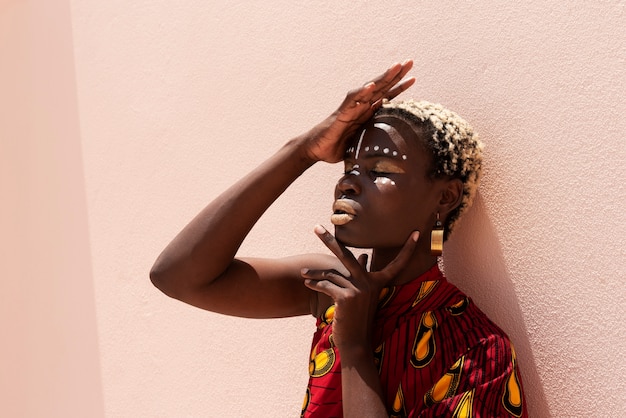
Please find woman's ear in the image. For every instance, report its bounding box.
[438,178,463,217]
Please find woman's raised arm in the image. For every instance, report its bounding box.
[149,60,415,318]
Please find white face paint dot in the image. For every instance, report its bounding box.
[364,146,370,152]
[374,145,379,151]
[383,148,389,154]
[402,155,407,160]
[392,151,398,156]
[374,178,396,186]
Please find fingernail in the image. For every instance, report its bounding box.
[411,231,420,242]
[301,268,309,276]
[314,224,326,235]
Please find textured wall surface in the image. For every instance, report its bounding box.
[0,1,104,416]
[4,0,624,416]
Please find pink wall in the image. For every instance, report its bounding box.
[4,0,624,416]
[0,1,103,416]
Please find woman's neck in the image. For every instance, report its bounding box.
[371,245,439,286]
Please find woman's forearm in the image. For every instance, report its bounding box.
[150,135,315,295]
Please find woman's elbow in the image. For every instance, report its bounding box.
[149,259,179,298]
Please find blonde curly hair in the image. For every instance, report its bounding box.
[377,99,484,239]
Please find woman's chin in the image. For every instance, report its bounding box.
[333,226,371,248]
[334,225,415,251]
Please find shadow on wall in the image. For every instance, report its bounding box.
[443,194,551,418]
[0,1,104,416]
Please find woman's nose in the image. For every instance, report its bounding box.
[336,172,361,196]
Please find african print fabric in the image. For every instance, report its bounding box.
[301,264,526,417]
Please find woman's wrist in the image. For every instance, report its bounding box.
[284,131,323,167]
[338,341,374,365]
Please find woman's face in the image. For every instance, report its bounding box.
[332,116,448,250]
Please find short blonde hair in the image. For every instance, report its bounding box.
[378,99,484,238]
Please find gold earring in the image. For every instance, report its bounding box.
[430,213,444,256]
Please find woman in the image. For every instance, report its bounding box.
[150,60,527,417]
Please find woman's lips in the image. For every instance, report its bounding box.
[331,199,358,226]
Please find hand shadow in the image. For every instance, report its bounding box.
[443,193,551,418]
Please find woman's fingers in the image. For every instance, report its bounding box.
[352,60,414,109]
[384,76,416,101]
[346,59,414,106]
[301,268,352,287]
[365,61,405,87]
[313,225,362,275]
[370,77,416,110]
[301,268,352,298]
[357,253,369,270]
[368,60,413,93]
[303,227,369,300]
[311,226,420,288]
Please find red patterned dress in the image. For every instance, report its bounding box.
[301,264,527,417]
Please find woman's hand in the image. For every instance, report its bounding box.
[303,60,415,164]
[301,225,419,351]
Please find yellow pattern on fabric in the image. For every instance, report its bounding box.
[390,383,407,418]
[502,344,523,417]
[378,286,396,308]
[411,311,437,368]
[318,305,335,329]
[300,388,310,417]
[373,342,384,374]
[452,389,474,418]
[411,280,438,307]
[424,355,464,406]
[446,297,470,315]
[309,345,335,377]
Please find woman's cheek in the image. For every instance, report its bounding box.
[373,177,397,187]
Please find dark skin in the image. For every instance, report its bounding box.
[150,60,464,417]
